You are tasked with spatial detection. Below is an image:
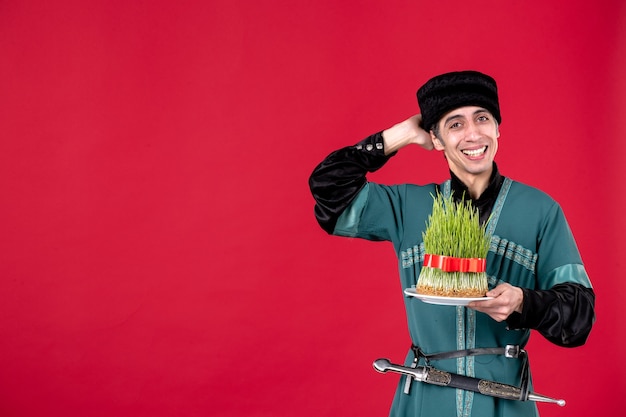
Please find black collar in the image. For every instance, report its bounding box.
[448,163,505,224]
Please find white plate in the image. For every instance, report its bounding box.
[404,288,493,306]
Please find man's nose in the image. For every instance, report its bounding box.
[466,122,481,140]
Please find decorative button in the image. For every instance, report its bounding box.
[366,143,373,151]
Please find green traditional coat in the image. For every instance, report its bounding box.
[332,178,591,417]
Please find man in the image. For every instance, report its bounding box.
[308,71,595,417]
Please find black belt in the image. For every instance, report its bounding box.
[408,344,531,398]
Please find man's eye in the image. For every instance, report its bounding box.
[450,122,461,129]
[477,115,489,122]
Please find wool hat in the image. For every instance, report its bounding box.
[417,70,501,132]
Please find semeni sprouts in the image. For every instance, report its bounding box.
[417,192,491,297]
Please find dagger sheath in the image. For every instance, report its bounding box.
[373,358,565,406]
[425,366,522,401]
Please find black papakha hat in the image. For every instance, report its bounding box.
[417,70,501,132]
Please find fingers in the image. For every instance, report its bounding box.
[486,283,511,297]
[468,284,523,321]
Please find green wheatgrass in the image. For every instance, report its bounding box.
[417,192,491,297]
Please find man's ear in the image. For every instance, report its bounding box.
[431,131,444,151]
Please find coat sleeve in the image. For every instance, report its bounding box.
[505,192,596,348]
[308,132,394,234]
[506,283,596,347]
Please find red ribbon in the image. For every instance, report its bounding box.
[423,254,486,273]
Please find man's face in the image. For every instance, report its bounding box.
[431,106,500,182]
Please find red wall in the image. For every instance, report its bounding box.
[1,1,624,416]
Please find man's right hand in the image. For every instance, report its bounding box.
[382,114,434,155]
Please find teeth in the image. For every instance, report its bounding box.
[462,146,486,156]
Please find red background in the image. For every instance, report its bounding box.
[1,1,625,416]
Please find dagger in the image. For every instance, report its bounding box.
[373,358,565,406]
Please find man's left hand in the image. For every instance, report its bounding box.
[468,283,523,322]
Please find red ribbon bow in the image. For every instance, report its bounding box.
[423,253,486,273]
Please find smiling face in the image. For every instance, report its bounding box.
[431,106,500,192]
